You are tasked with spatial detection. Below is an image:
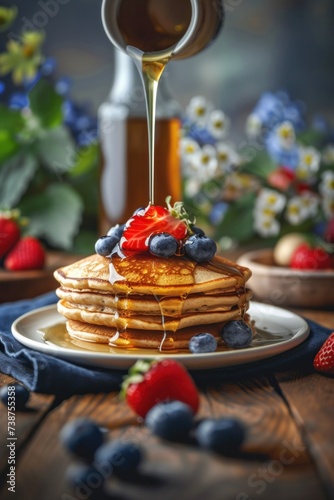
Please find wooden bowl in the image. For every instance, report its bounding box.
[237,248,334,309]
[0,252,82,303]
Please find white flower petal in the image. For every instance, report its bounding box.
[256,188,286,213]
[207,110,230,139]
[185,96,213,125]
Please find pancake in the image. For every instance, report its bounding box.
[54,253,251,296]
[57,298,244,330]
[54,251,252,352]
[56,287,252,315]
[66,317,251,350]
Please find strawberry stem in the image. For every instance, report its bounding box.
[165,196,195,234]
[120,358,157,399]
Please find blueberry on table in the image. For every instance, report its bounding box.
[95,235,119,256]
[184,234,217,262]
[66,463,103,489]
[221,320,253,348]
[60,418,104,460]
[149,232,178,258]
[189,333,218,354]
[95,440,143,477]
[145,401,194,441]
[195,418,246,453]
[0,383,30,411]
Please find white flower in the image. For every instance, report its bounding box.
[256,188,286,214]
[299,192,319,217]
[184,178,202,197]
[215,142,241,174]
[285,196,309,225]
[192,145,218,181]
[275,121,296,150]
[322,196,334,219]
[180,138,200,177]
[322,144,334,165]
[319,170,334,198]
[185,96,213,125]
[180,137,200,158]
[207,110,230,139]
[254,214,280,237]
[296,146,321,180]
[246,114,262,138]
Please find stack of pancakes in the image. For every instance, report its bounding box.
[54,252,252,351]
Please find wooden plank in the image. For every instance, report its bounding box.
[276,371,334,499]
[0,374,55,478]
[0,391,123,500]
[0,380,328,500]
[288,309,334,330]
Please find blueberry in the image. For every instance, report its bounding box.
[133,207,145,215]
[95,440,143,477]
[184,234,217,262]
[95,235,119,256]
[66,463,104,490]
[221,320,253,349]
[195,418,246,453]
[145,401,194,441]
[0,384,30,411]
[107,223,125,239]
[149,232,178,258]
[191,225,205,237]
[60,418,104,460]
[189,333,218,354]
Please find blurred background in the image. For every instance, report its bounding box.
[2,0,334,130]
[1,0,334,259]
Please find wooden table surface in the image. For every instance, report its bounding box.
[0,307,333,500]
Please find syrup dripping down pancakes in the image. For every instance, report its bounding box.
[54,252,252,351]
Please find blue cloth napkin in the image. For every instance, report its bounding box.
[0,292,332,397]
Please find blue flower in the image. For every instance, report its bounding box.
[23,71,41,91]
[63,98,98,145]
[252,91,305,133]
[184,121,216,146]
[266,127,299,169]
[0,81,5,94]
[56,77,72,97]
[77,129,98,147]
[41,57,56,76]
[209,202,228,225]
[9,92,29,109]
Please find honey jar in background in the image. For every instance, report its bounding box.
[98,49,182,235]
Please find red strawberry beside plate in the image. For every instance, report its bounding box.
[121,359,200,418]
[314,332,334,375]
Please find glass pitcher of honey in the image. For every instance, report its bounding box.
[99,0,224,233]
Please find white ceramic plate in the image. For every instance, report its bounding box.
[11,302,309,370]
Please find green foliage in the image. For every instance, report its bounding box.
[214,193,257,243]
[19,184,83,250]
[0,77,99,251]
[0,153,38,208]
[0,105,24,163]
[240,150,276,181]
[36,126,76,173]
[29,79,63,128]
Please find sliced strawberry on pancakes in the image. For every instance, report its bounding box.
[121,204,188,251]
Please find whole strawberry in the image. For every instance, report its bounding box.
[121,359,200,418]
[290,243,333,270]
[4,236,45,271]
[0,213,20,259]
[313,332,334,375]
